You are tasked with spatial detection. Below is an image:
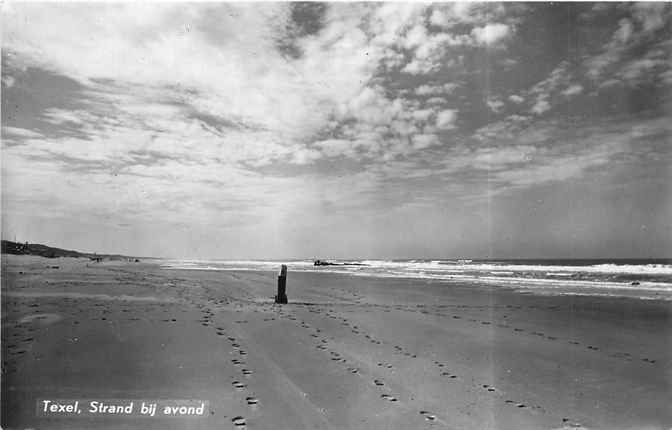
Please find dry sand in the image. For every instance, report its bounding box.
[2,255,670,430]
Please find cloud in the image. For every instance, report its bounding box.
[486,97,505,113]
[531,99,551,115]
[562,84,584,97]
[2,3,670,258]
[2,74,16,88]
[401,30,467,75]
[613,18,633,44]
[471,23,510,45]
[415,83,459,96]
[2,126,43,139]
[470,145,537,170]
[525,61,572,115]
[631,2,668,32]
[463,116,672,200]
[584,2,671,81]
[411,134,439,150]
[435,109,458,129]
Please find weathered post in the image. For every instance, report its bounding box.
[275,264,288,304]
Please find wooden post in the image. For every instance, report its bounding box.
[275,264,288,304]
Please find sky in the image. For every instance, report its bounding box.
[1,2,671,259]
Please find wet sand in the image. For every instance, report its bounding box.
[2,255,671,430]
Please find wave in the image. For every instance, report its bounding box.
[160,258,672,301]
[160,259,672,277]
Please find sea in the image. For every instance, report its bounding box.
[160,258,672,301]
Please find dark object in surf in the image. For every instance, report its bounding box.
[314,259,368,266]
[631,281,640,286]
[275,264,288,304]
[314,259,337,266]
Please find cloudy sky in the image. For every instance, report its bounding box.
[2,2,671,259]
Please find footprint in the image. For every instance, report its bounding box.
[419,410,437,421]
[242,369,252,376]
[380,394,398,402]
[246,396,259,405]
[231,416,246,426]
[374,379,384,386]
[232,381,247,389]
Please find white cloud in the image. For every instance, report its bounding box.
[436,109,458,129]
[429,8,452,28]
[620,58,666,81]
[525,61,572,115]
[471,23,510,45]
[632,2,668,32]
[411,134,439,150]
[486,97,505,113]
[401,31,466,75]
[585,3,671,81]
[613,18,633,43]
[429,3,499,28]
[426,97,446,105]
[2,75,16,88]
[471,145,536,170]
[415,83,459,96]
[562,84,584,96]
[2,126,44,139]
[531,99,551,115]
[412,109,434,122]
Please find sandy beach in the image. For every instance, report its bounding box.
[2,254,670,430]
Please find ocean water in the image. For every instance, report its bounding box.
[160,258,672,301]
